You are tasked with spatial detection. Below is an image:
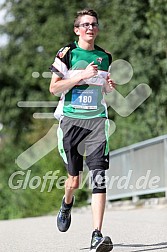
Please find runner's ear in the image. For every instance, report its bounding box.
[74,27,80,36]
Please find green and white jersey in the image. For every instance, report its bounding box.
[50,41,112,119]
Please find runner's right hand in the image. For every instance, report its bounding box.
[81,61,98,80]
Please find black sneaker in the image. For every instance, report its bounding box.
[90,229,113,252]
[57,196,74,232]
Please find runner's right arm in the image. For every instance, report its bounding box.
[49,62,98,95]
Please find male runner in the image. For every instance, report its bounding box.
[49,9,114,252]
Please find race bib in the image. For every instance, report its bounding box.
[71,88,98,109]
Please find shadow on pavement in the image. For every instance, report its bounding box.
[114,242,167,251]
[80,242,167,251]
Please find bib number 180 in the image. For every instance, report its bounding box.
[79,95,92,104]
[71,88,98,109]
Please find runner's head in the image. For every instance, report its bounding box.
[74,9,99,43]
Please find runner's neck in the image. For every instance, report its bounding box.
[78,40,95,51]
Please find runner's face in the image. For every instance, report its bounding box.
[74,15,99,43]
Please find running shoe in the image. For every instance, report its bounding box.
[57,196,74,232]
[90,229,113,252]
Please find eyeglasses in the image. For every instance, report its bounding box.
[76,22,99,29]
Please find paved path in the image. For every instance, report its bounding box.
[0,206,167,252]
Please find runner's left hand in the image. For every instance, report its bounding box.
[105,73,115,92]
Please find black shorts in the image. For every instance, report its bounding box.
[57,116,110,176]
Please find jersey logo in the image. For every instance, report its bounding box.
[57,47,70,58]
[96,57,103,64]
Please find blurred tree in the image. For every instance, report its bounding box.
[106,0,167,148]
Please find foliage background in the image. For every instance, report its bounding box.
[0,0,167,219]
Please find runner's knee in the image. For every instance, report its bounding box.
[91,169,106,194]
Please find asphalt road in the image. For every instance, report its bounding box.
[0,206,167,252]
